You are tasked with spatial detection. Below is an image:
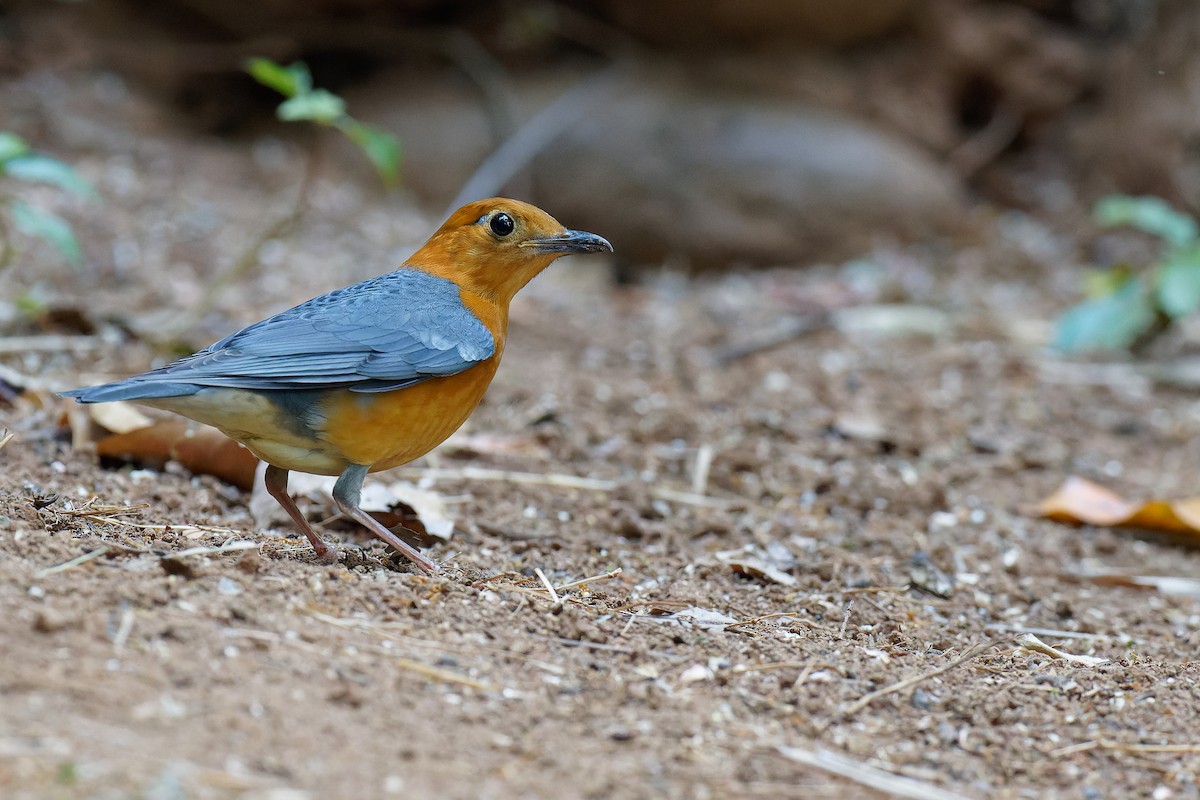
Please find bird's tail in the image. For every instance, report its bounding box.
[60,380,202,403]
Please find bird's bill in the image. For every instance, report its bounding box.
[521,229,613,255]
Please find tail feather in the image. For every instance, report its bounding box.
[60,380,203,403]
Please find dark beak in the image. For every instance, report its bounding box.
[524,229,613,255]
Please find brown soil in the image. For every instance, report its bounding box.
[5,74,1200,800]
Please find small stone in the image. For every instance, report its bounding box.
[160,557,198,579]
[33,608,74,633]
[679,663,714,685]
[910,688,937,711]
[217,577,243,596]
[328,683,365,708]
[236,547,263,574]
[608,725,634,742]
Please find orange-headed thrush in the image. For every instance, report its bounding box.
[63,199,613,573]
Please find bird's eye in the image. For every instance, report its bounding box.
[489,212,515,237]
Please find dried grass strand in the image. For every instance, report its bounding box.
[777,746,974,800]
[35,545,112,578]
[1051,739,1200,758]
[842,639,1002,717]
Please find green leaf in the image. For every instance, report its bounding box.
[337,119,401,186]
[1156,244,1200,318]
[3,154,96,198]
[56,761,77,787]
[10,200,82,266]
[1054,277,1155,352]
[0,132,30,164]
[14,292,48,317]
[1082,266,1134,299]
[246,58,310,97]
[277,90,346,124]
[1094,195,1198,248]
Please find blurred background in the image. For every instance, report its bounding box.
[4,0,1196,268]
[2,0,1199,360]
[8,7,1200,797]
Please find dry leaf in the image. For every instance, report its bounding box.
[713,545,798,586]
[1036,476,1200,536]
[1067,572,1200,598]
[673,607,739,630]
[97,420,259,490]
[359,481,456,540]
[678,663,714,685]
[1014,633,1110,666]
[831,411,889,444]
[252,469,457,542]
[89,400,154,434]
[439,430,547,458]
[832,304,952,339]
[909,551,954,598]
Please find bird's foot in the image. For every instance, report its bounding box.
[307,536,341,565]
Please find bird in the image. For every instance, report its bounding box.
[63,198,612,573]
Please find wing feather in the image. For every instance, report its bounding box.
[68,269,496,401]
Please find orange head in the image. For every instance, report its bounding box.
[410,198,612,305]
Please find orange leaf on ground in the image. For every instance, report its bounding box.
[97,420,259,491]
[1037,475,1200,536]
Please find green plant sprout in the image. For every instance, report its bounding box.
[0,132,94,267]
[246,58,401,187]
[1055,195,1200,353]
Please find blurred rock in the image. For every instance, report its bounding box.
[358,67,964,267]
[600,0,917,46]
[532,73,965,267]
[361,67,964,267]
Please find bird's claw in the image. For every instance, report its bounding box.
[309,540,341,564]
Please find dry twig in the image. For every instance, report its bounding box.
[713,314,831,365]
[111,606,135,653]
[448,66,626,212]
[690,444,714,495]
[1051,739,1200,758]
[553,567,622,593]
[534,567,561,608]
[1013,633,1109,666]
[792,656,820,690]
[60,501,150,519]
[171,541,260,558]
[35,546,112,578]
[0,335,104,354]
[398,466,617,492]
[65,502,238,538]
[650,486,739,509]
[731,660,814,674]
[842,639,1003,717]
[777,746,974,800]
[400,466,739,508]
[228,621,494,690]
[985,624,1107,641]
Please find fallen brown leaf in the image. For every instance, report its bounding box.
[89,400,154,435]
[250,468,457,545]
[97,420,258,491]
[712,545,797,586]
[1064,571,1200,598]
[1036,475,1200,537]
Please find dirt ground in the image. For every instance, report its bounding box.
[5,72,1200,800]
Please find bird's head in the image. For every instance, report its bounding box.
[414,198,612,304]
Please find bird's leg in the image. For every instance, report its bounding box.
[333,464,438,574]
[263,464,339,564]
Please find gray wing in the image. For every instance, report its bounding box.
[64,269,496,402]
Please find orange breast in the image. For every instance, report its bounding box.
[318,286,509,471]
[319,356,502,470]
